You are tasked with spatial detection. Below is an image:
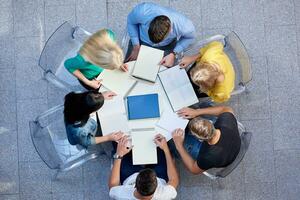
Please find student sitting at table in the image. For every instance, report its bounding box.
[179,41,235,103]
[170,106,241,175]
[126,2,196,67]
[108,134,179,200]
[64,91,123,148]
[64,29,128,90]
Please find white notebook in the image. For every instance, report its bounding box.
[97,96,130,135]
[156,111,189,133]
[131,129,157,165]
[158,65,198,111]
[132,45,164,82]
[97,61,137,97]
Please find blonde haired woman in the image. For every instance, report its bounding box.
[179,41,235,103]
[65,29,128,90]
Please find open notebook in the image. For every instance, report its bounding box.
[131,45,164,82]
[158,65,198,111]
[131,129,157,165]
[97,61,137,97]
[97,95,130,135]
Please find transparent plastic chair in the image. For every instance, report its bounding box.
[29,104,103,180]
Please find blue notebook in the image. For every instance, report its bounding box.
[127,94,160,120]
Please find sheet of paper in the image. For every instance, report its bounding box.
[158,65,198,111]
[97,61,137,97]
[97,96,129,135]
[97,95,126,117]
[99,114,130,135]
[156,111,189,133]
[132,45,164,82]
[131,129,157,165]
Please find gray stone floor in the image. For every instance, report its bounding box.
[0,0,300,199]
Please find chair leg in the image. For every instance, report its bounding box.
[52,169,60,181]
[203,171,218,180]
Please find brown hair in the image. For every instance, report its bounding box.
[189,117,215,141]
[79,29,124,70]
[190,62,223,92]
[148,15,171,43]
[135,168,157,197]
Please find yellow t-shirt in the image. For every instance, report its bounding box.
[196,41,235,103]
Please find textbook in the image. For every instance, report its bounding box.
[131,45,164,82]
[97,61,137,97]
[127,93,160,120]
[131,129,157,165]
[158,65,198,111]
[97,95,130,135]
[156,110,189,133]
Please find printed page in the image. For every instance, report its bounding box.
[97,61,137,97]
[131,130,157,165]
[156,111,189,133]
[132,45,164,82]
[159,65,198,111]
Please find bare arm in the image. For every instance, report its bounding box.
[109,159,122,189]
[154,134,179,188]
[176,144,203,175]
[108,136,132,189]
[73,70,101,89]
[178,106,234,119]
[164,146,179,188]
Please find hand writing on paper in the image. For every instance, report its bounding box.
[116,135,133,156]
[159,53,175,67]
[126,45,140,62]
[177,107,198,119]
[108,131,124,142]
[172,128,185,148]
[102,91,117,100]
[154,134,168,151]
[120,63,129,72]
[88,79,102,89]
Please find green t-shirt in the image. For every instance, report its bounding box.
[64,29,116,80]
[64,54,103,80]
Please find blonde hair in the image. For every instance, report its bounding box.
[79,29,124,70]
[190,62,222,92]
[189,117,215,141]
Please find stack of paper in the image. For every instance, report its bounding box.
[97,61,137,97]
[156,111,189,134]
[132,45,164,82]
[97,95,130,135]
[131,129,157,165]
[158,65,198,111]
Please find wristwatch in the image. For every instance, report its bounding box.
[113,153,123,160]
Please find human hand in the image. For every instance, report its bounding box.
[159,53,175,67]
[177,107,199,119]
[172,128,185,148]
[126,45,140,62]
[154,134,168,151]
[88,79,102,89]
[116,135,133,156]
[179,56,196,68]
[120,63,129,72]
[108,131,124,142]
[102,91,117,100]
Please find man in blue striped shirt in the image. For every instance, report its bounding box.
[126,2,196,67]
